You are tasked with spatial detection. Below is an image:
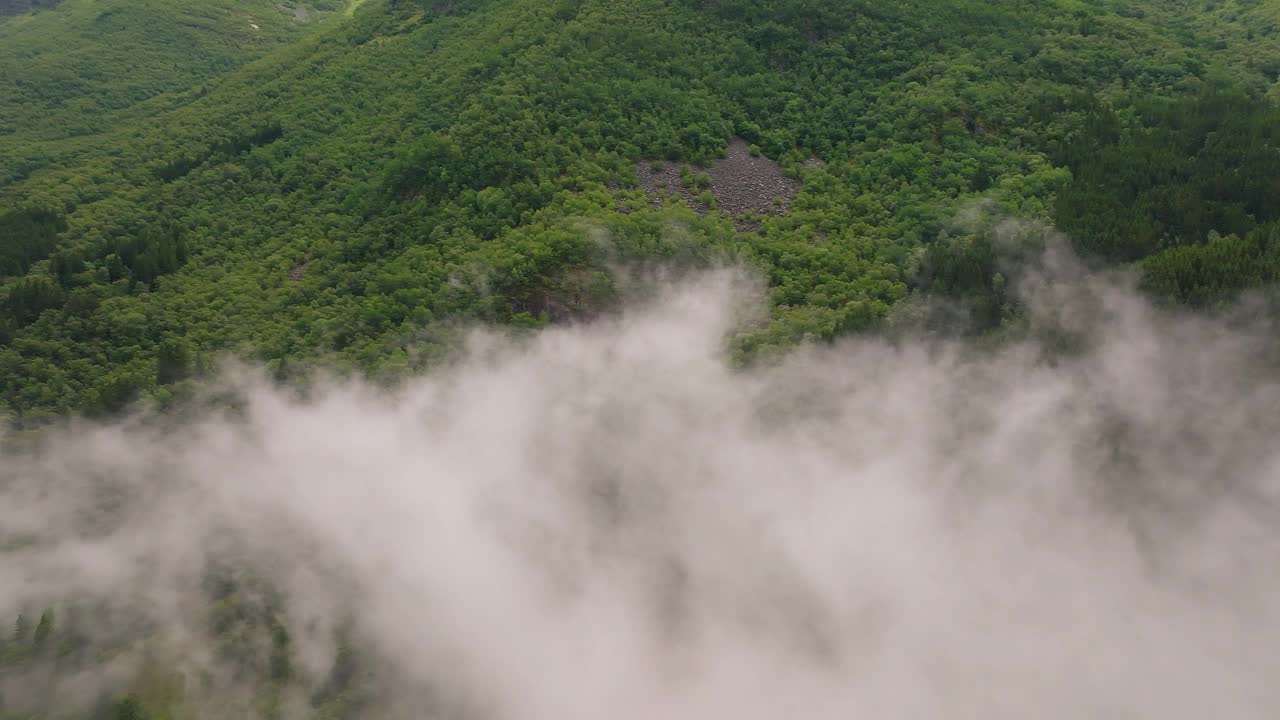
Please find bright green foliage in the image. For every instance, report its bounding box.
[0,0,345,184]
[0,0,1277,423]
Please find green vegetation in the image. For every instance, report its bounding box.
[0,0,1277,426]
[2,0,1280,713]
[1,584,364,720]
[1055,86,1280,263]
[0,0,344,185]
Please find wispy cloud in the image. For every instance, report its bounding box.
[3,258,1280,719]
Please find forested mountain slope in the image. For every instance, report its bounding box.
[0,0,347,183]
[4,2,1280,718]
[1,0,1279,423]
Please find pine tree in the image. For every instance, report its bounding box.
[32,610,53,650]
[13,613,30,644]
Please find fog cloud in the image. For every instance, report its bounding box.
[3,261,1280,719]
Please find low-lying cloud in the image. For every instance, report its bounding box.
[3,260,1280,719]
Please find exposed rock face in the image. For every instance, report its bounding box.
[708,138,801,218]
[634,138,801,230]
[634,160,691,209]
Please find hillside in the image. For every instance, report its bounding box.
[0,0,1278,425]
[3,1,1280,717]
[0,0,346,185]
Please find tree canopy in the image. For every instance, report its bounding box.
[0,0,1276,423]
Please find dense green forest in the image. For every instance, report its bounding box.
[3,0,1280,715]
[1,0,1279,422]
